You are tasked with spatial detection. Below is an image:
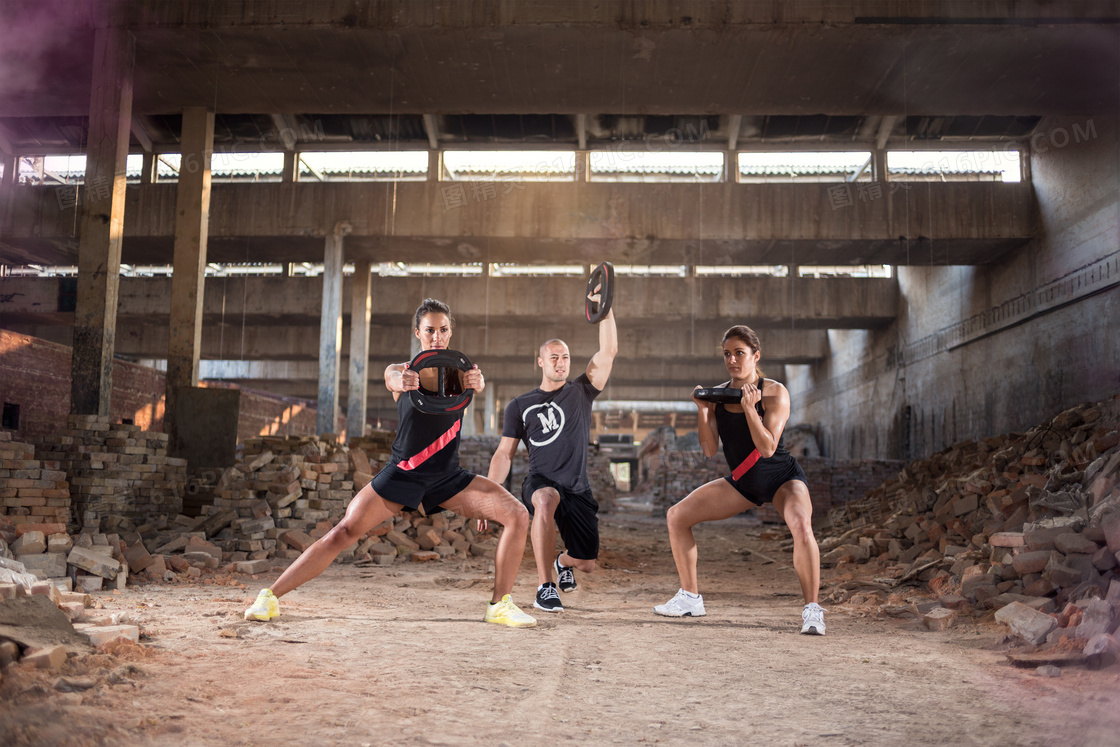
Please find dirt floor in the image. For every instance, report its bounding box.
[3,502,1120,747]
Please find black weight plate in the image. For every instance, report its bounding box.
[694,387,743,404]
[585,261,614,324]
[408,349,475,414]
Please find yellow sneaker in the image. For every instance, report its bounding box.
[484,594,537,628]
[244,588,280,621]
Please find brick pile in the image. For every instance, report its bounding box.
[190,432,502,571]
[0,518,143,677]
[818,396,1120,655]
[1,516,132,593]
[347,430,395,468]
[219,436,360,525]
[30,415,187,527]
[0,431,70,527]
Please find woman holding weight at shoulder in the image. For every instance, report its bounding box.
[245,298,536,628]
[654,325,826,635]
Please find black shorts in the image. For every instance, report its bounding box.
[370,464,476,514]
[521,474,599,561]
[724,455,807,505]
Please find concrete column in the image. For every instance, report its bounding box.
[139,152,157,185]
[317,222,349,434]
[427,150,440,181]
[872,149,888,182]
[165,107,215,445]
[0,150,17,231]
[346,259,372,440]
[282,151,298,183]
[70,28,134,416]
[484,384,496,435]
[574,150,590,183]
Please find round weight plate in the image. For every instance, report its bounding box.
[585,261,614,324]
[693,387,744,404]
[408,349,475,414]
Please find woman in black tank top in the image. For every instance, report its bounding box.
[245,298,537,629]
[653,325,826,635]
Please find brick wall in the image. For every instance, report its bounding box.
[1,330,165,437]
[1,330,327,444]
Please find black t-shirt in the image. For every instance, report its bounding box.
[502,373,601,492]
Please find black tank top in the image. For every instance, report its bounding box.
[390,392,464,473]
[714,380,790,473]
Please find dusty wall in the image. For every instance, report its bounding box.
[789,116,1120,460]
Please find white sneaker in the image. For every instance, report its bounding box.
[654,589,706,617]
[801,602,826,635]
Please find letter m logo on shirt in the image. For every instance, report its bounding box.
[537,408,560,433]
[525,402,566,447]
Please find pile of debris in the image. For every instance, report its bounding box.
[818,396,1120,662]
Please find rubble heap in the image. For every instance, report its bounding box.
[818,396,1120,655]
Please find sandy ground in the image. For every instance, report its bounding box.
[2,504,1120,747]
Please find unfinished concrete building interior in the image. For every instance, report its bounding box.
[1,1,1119,744]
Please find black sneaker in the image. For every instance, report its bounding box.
[534,582,563,612]
[555,554,577,592]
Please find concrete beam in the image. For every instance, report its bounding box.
[0,275,897,330]
[422,115,440,150]
[6,321,829,369]
[70,28,134,417]
[94,320,828,364]
[727,115,742,151]
[130,116,154,152]
[3,181,1033,267]
[195,357,751,397]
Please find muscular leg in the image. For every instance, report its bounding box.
[529,488,596,585]
[441,477,531,603]
[529,487,562,586]
[665,479,754,594]
[772,481,820,604]
[270,483,402,598]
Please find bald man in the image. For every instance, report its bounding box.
[487,305,617,613]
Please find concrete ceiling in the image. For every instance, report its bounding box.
[1,1,1116,151]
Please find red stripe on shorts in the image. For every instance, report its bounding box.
[397,420,461,472]
[731,449,761,481]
